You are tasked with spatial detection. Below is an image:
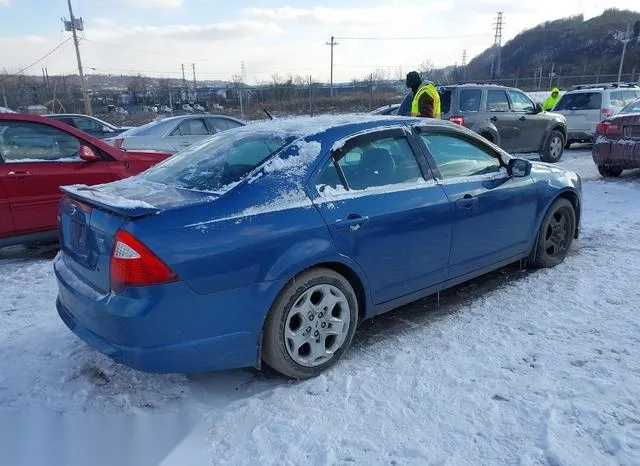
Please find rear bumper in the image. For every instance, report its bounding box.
[592,139,640,169]
[567,131,594,142]
[54,252,286,373]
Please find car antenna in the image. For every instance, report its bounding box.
[263,108,274,120]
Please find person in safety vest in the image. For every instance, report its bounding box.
[402,71,441,118]
[542,87,561,111]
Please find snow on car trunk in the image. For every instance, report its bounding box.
[1,150,640,465]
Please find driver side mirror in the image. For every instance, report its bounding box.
[508,158,531,177]
[534,103,543,114]
[79,145,98,162]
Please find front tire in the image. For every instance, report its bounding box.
[540,130,565,163]
[262,268,359,379]
[530,198,576,268]
[597,164,623,177]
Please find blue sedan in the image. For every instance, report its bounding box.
[54,115,582,379]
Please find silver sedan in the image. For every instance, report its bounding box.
[104,114,245,153]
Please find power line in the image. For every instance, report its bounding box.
[335,33,490,40]
[0,38,72,83]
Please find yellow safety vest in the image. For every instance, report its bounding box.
[411,83,441,119]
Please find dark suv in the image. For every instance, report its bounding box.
[438,84,568,162]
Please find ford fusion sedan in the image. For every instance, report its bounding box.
[54,114,582,379]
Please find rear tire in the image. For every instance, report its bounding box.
[262,268,359,379]
[530,198,576,268]
[540,130,565,163]
[597,164,623,178]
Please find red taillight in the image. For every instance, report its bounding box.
[449,116,464,126]
[114,138,123,149]
[110,230,177,293]
[601,108,613,120]
[595,121,621,136]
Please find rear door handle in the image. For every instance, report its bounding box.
[455,194,478,209]
[490,116,498,122]
[335,214,369,231]
[7,170,32,179]
[519,116,526,121]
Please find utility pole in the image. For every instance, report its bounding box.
[181,64,186,88]
[65,0,91,115]
[192,63,196,89]
[490,12,504,80]
[549,62,555,89]
[618,23,631,82]
[325,36,338,97]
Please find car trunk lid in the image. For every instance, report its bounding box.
[58,179,217,293]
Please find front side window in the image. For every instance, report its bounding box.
[486,90,511,112]
[0,122,82,162]
[317,135,424,192]
[508,91,535,113]
[143,131,293,192]
[206,118,243,132]
[420,133,502,179]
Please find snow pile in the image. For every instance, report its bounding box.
[0,107,16,113]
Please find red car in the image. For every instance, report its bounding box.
[0,113,171,247]
[592,98,640,177]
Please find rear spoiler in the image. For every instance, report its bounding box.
[60,184,161,218]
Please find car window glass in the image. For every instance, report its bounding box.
[458,89,481,112]
[73,117,102,132]
[620,99,640,114]
[610,90,640,107]
[173,119,208,136]
[554,92,602,110]
[0,122,82,162]
[324,136,424,191]
[438,88,452,114]
[420,133,502,179]
[508,91,535,112]
[143,132,292,192]
[205,117,243,133]
[486,90,510,112]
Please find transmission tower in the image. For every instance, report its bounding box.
[461,50,468,67]
[491,12,504,78]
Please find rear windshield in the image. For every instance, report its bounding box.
[554,92,602,111]
[142,131,293,192]
[438,87,452,114]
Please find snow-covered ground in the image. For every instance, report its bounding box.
[2,147,640,465]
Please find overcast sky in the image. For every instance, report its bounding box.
[1,0,638,83]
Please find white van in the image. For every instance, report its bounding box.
[552,83,640,147]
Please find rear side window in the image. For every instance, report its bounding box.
[486,90,510,112]
[205,117,243,132]
[142,131,292,192]
[458,89,481,112]
[620,99,640,114]
[318,135,425,192]
[438,88,452,114]
[554,92,602,111]
[610,90,640,108]
[172,119,208,136]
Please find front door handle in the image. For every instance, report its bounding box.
[335,214,369,231]
[490,116,498,122]
[455,194,478,209]
[519,116,526,121]
[7,170,32,179]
